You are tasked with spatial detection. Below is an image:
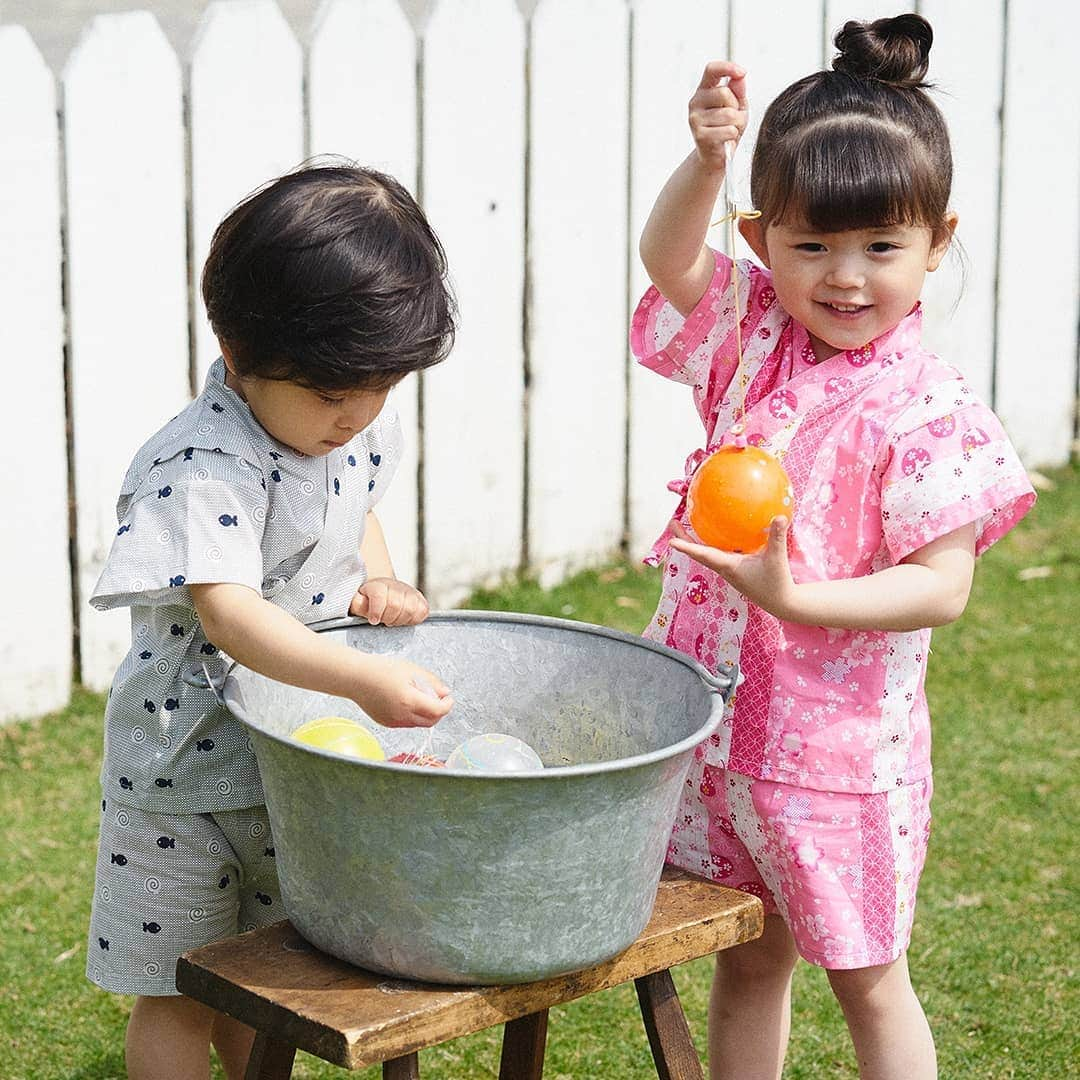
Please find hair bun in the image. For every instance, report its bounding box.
[832,13,932,88]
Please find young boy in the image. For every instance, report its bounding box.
[86,163,456,1079]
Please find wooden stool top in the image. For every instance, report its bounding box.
[177,867,762,1071]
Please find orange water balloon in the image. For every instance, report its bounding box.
[687,445,794,553]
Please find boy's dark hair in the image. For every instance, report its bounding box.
[202,161,456,391]
[750,13,954,247]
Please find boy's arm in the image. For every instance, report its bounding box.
[352,511,430,626]
[639,61,748,315]
[670,519,977,632]
[359,510,395,578]
[190,582,451,727]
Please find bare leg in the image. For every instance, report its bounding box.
[827,953,936,1080]
[126,995,216,1080]
[708,914,799,1080]
[211,1011,258,1080]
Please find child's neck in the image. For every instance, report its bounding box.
[808,333,842,365]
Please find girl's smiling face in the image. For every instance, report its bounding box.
[740,215,956,363]
[221,347,391,456]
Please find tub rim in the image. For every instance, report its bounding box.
[223,610,738,781]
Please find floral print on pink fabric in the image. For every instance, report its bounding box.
[667,763,934,969]
[631,252,1035,795]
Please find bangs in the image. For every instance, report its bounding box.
[754,116,946,234]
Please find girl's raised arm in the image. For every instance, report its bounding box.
[639,61,748,316]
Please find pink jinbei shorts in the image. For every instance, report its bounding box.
[666,762,933,970]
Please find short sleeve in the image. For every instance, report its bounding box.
[879,395,1035,563]
[90,449,268,611]
[630,248,733,387]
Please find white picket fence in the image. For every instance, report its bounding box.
[2,0,1078,723]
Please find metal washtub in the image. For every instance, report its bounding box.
[221,612,736,985]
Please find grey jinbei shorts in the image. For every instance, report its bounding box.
[87,800,281,996]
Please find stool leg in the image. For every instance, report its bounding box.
[499,1009,548,1080]
[635,970,704,1080]
[383,1053,420,1079]
[244,1032,296,1080]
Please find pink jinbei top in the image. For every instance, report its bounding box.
[632,252,1035,794]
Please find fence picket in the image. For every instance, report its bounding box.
[0,27,71,720]
[823,0,910,47]
[420,0,526,604]
[627,0,728,558]
[994,3,1080,464]
[0,2,1077,724]
[189,0,304,382]
[919,0,1003,403]
[527,0,629,583]
[63,12,190,690]
[308,0,420,585]
[728,0,825,217]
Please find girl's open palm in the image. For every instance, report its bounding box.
[669,516,796,621]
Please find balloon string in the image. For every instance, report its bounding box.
[711,140,761,439]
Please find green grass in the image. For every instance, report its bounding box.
[2,465,1076,1079]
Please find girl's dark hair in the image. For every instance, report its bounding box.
[202,161,456,391]
[750,13,953,246]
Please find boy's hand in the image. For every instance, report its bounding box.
[690,61,748,173]
[354,657,453,728]
[351,578,430,626]
[669,516,795,620]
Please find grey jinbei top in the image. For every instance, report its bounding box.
[90,359,403,813]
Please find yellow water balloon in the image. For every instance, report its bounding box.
[290,716,385,761]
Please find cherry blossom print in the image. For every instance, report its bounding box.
[961,426,991,455]
[821,658,852,684]
[901,446,932,475]
[824,376,853,396]
[792,836,825,870]
[847,343,875,367]
[710,855,735,878]
[738,880,768,899]
[824,935,858,963]
[747,432,766,447]
[759,285,777,310]
[928,414,956,438]
[813,480,839,510]
[841,634,881,667]
[783,794,812,822]
[781,733,804,759]
[769,388,798,420]
[686,574,709,605]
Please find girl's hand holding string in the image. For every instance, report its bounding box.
[639,61,748,316]
[689,61,749,173]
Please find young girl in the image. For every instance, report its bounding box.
[86,163,456,1080]
[633,15,1034,1079]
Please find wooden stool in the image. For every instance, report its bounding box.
[177,867,763,1079]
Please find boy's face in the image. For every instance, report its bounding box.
[222,352,391,457]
